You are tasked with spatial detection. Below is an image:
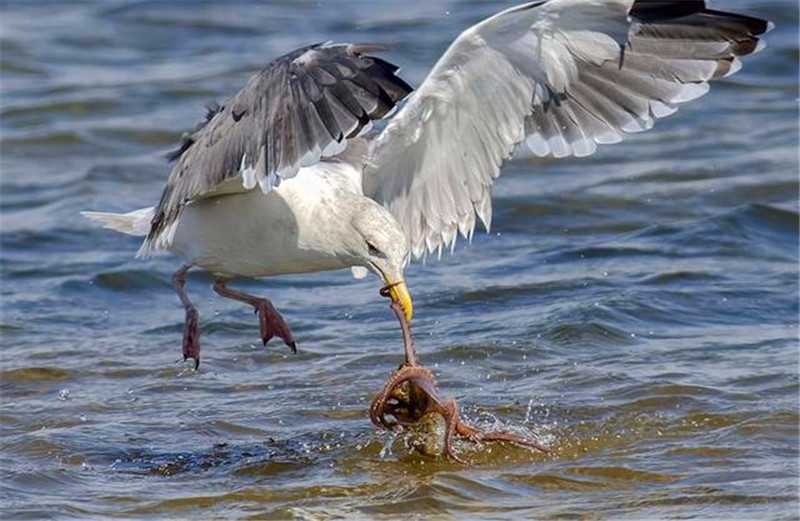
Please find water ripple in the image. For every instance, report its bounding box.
[1,1,797,519]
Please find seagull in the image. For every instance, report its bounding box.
[83,0,770,368]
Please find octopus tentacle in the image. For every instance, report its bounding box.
[371,300,548,461]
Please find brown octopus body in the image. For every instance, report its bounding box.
[369,301,548,463]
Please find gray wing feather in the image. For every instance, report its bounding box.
[366,0,770,259]
[145,43,412,250]
[523,3,771,158]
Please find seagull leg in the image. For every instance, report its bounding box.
[172,265,201,369]
[212,278,297,353]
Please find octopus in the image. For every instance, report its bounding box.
[369,299,549,463]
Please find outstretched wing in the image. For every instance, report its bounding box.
[364,0,770,259]
[145,42,412,252]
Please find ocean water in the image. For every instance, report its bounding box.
[1,1,798,519]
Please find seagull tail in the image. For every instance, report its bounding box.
[81,206,154,237]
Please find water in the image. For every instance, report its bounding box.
[1,1,798,519]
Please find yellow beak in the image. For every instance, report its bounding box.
[385,280,413,322]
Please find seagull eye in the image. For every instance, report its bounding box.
[366,242,382,257]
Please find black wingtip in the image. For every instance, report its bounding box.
[165,101,225,163]
[630,0,771,37]
[204,101,223,122]
[630,0,705,21]
[165,135,194,162]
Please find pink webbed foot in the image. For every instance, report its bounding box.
[212,278,297,355]
[182,307,201,369]
[172,265,202,369]
[255,300,296,353]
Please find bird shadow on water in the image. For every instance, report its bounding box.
[98,407,688,493]
[106,403,559,480]
[111,438,315,478]
[102,390,677,479]
[76,373,798,521]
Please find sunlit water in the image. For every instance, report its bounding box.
[1,1,798,519]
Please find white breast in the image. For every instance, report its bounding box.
[169,161,362,278]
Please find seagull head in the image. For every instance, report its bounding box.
[346,200,413,321]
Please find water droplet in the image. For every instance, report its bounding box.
[524,398,534,423]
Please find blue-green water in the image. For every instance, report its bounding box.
[1,1,798,519]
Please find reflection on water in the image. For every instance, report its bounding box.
[2,0,798,519]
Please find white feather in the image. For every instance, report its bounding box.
[365,0,763,259]
[81,207,154,236]
[351,266,369,279]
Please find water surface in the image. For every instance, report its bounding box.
[1,1,798,519]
